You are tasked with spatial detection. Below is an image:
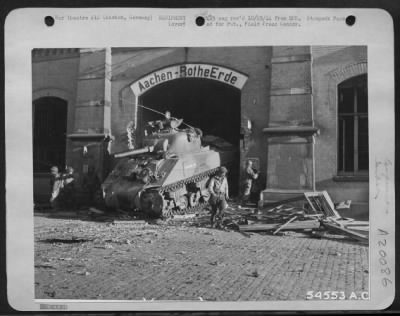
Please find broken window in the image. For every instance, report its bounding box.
[338,74,368,174]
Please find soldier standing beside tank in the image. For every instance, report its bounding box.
[241,160,259,205]
[60,166,77,210]
[49,166,63,211]
[82,166,101,206]
[208,166,229,228]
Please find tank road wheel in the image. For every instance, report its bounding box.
[140,190,165,217]
[162,206,174,219]
[188,191,200,207]
[179,196,189,211]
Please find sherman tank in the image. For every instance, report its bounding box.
[101,119,221,218]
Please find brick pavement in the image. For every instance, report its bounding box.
[34,213,369,301]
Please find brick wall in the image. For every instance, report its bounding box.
[312,46,368,209]
[32,52,80,167]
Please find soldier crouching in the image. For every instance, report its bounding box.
[208,166,229,228]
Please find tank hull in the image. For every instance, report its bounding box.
[102,148,220,217]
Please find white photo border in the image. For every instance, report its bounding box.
[4,7,395,311]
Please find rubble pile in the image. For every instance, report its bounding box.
[36,190,368,245]
[168,190,369,244]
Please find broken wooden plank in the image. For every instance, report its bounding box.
[171,214,197,220]
[259,195,305,209]
[342,220,369,227]
[89,207,105,214]
[113,220,146,225]
[304,214,324,219]
[327,216,354,228]
[273,216,297,235]
[239,220,320,232]
[304,191,341,218]
[322,221,368,243]
[335,200,352,210]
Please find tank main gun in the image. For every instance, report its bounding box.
[114,146,154,158]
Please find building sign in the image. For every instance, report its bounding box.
[131,64,248,95]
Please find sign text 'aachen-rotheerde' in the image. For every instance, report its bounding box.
[131,64,248,95]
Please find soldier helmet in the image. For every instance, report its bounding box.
[246,160,253,166]
[65,166,74,173]
[218,166,228,175]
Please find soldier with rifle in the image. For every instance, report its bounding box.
[208,166,229,228]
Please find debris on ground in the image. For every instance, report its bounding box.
[35,190,368,244]
[190,191,367,244]
[89,207,105,215]
[233,190,367,243]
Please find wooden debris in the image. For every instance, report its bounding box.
[328,217,354,228]
[261,195,305,208]
[327,218,369,238]
[335,200,352,209]
[171,214,196,220]
[304,214,324,219]
[343,220,369,227]
[273,216,297,235]
[322,221,368,244]
[239,220,320,232]
[113,220,146,225]
[304,191,341,218]
[89,207,105,214]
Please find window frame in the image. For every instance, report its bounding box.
[337,74,368,177]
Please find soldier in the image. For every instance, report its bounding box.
[161,111,183,131]
[208,166,229,228]
[82,166,101,206]
[147,111,183,133]
[241,160,259,205]
[60,166,77,210]
[49,166,63,210]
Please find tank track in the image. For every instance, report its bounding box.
[157,167,219,218]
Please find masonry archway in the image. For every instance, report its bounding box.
[129,63,248,196]
[139,78,242,195]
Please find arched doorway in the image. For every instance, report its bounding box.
[33,97,68,173]
[138,78,242,195]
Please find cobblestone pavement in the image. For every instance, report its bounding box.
[34,210,369,301]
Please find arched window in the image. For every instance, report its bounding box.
[33,97,68,173]
[338,74,368,174]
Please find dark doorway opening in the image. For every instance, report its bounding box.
[139,78,241,195]
[33,97,68,172]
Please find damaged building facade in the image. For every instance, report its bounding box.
[32,46,368,219]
